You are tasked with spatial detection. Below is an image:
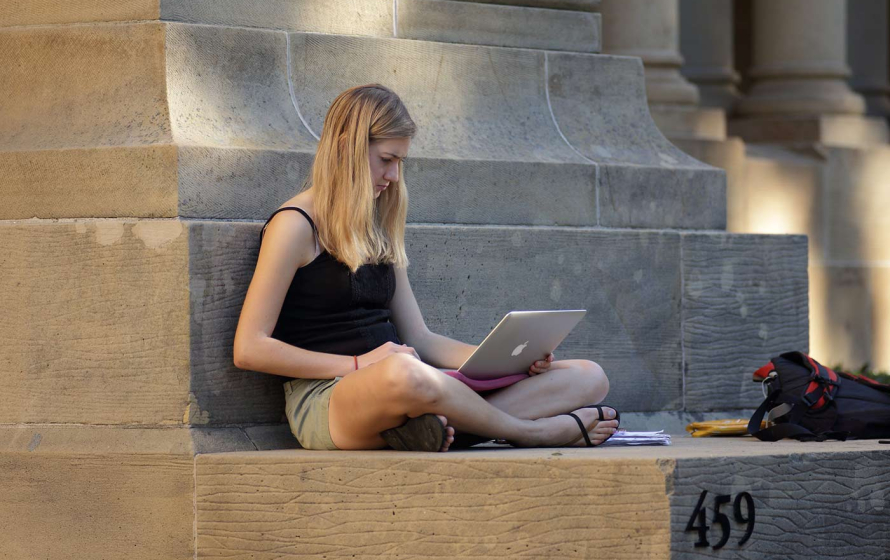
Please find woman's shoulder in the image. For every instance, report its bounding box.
[261,199,320,267]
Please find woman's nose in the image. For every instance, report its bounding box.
[384,163,399,182]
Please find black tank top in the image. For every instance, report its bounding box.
[260,207,402,356]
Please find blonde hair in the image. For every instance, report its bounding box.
[306,84,416,273]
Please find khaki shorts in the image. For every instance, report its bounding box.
[283,377,342,450]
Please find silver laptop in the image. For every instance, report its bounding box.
[454,310,587,379]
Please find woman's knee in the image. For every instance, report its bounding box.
[579,360,609,402]
[378,354,443,408]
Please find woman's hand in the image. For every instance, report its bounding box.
[528,353,554,376]
[357,341,420,369]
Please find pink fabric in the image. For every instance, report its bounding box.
[441,370,529,392]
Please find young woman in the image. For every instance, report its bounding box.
[233,84,619,452]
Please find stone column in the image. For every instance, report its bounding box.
[847,0,890,118]
[679,0,740,111]
[598,0,699,106]
[737,0,865,116]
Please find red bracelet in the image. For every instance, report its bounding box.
[354,355,359,370]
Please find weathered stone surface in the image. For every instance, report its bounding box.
[0,23,171,151]
[193,438,890,559]
[649,105,726,141]
[196,451,671,558]
[597,164,725,230]
[398,0,601,53]
[1,146,180,219]
[177,147,312,220]
[404,158,598,226]
[0,220,813,424]
[682,233,809,411]
[2,23,722,229]
[406,225,683,412]
[823,145,890,263]
[0,452,193,560]
[0,220,191,425]
[728,114,890,148]
[161,0,394,35]
[671,136,744,236]
[0,425,264,455]
[454,0,601,11]
[731,144,824,255]
[0,0,159,26]
[547,53,726,229]
[288,33,583,163]
[669,450,890,558]
[165,24,315,151]
[187,221,289,425]
[0,219,297,426]
[810,264,890,373]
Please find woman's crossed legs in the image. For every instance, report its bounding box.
[328,353,618,451]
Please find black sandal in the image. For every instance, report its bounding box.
[565,405,621,447]
[381,413,447,452]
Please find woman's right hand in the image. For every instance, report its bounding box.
[357,341,420,369]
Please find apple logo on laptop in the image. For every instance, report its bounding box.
[512,341,529,357]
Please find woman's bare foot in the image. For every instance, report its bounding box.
[512,407,619,447]
[437,415,456,452]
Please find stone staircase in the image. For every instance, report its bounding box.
[2,1,884,558]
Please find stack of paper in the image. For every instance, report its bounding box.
[599,430,672,446]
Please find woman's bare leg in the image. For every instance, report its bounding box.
[485,360,610,419]
[328,354,614,450]
[481,359,618,444]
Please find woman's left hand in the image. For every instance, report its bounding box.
[528,353,554,376]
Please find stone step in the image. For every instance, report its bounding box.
[191,438,890,559]
[2,0,601,54]
[0,219,807,427]
[1,22,724,229]
[3,426,887,560]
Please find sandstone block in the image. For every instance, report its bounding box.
[649,105,727,141]
[809,264,890,372]
[546,53,726,229]
[453,0,601,10]
[823,145,890,263]
[161,0,394,35]
[682,233,809,411]
[0,220,284,426]
[1,146,179,219]
[0,23,171,151]
[192,439,890,559]
[398,0,601,53]
[406,225,683,412]
[0,0,159,26]
[3,23,722,229]
[669,449,890,558]
[0,220,191,425]
[0,452,193,559]
[728,114,890,148]
[196,450,671,558]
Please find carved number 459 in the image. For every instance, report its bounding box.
[685,490,755,549]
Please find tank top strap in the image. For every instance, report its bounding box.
[260,206,320,257]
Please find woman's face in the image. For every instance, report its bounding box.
[368,137,411,198]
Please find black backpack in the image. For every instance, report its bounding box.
[747,352,890,441]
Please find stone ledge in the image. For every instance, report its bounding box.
[193,437,890,559]
[1,23,724,229]
[4,429,885,559]
[728,114,890,148]
[398,0,601,53]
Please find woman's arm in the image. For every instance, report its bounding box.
[233,212,354,379]
[389,266,477,369]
